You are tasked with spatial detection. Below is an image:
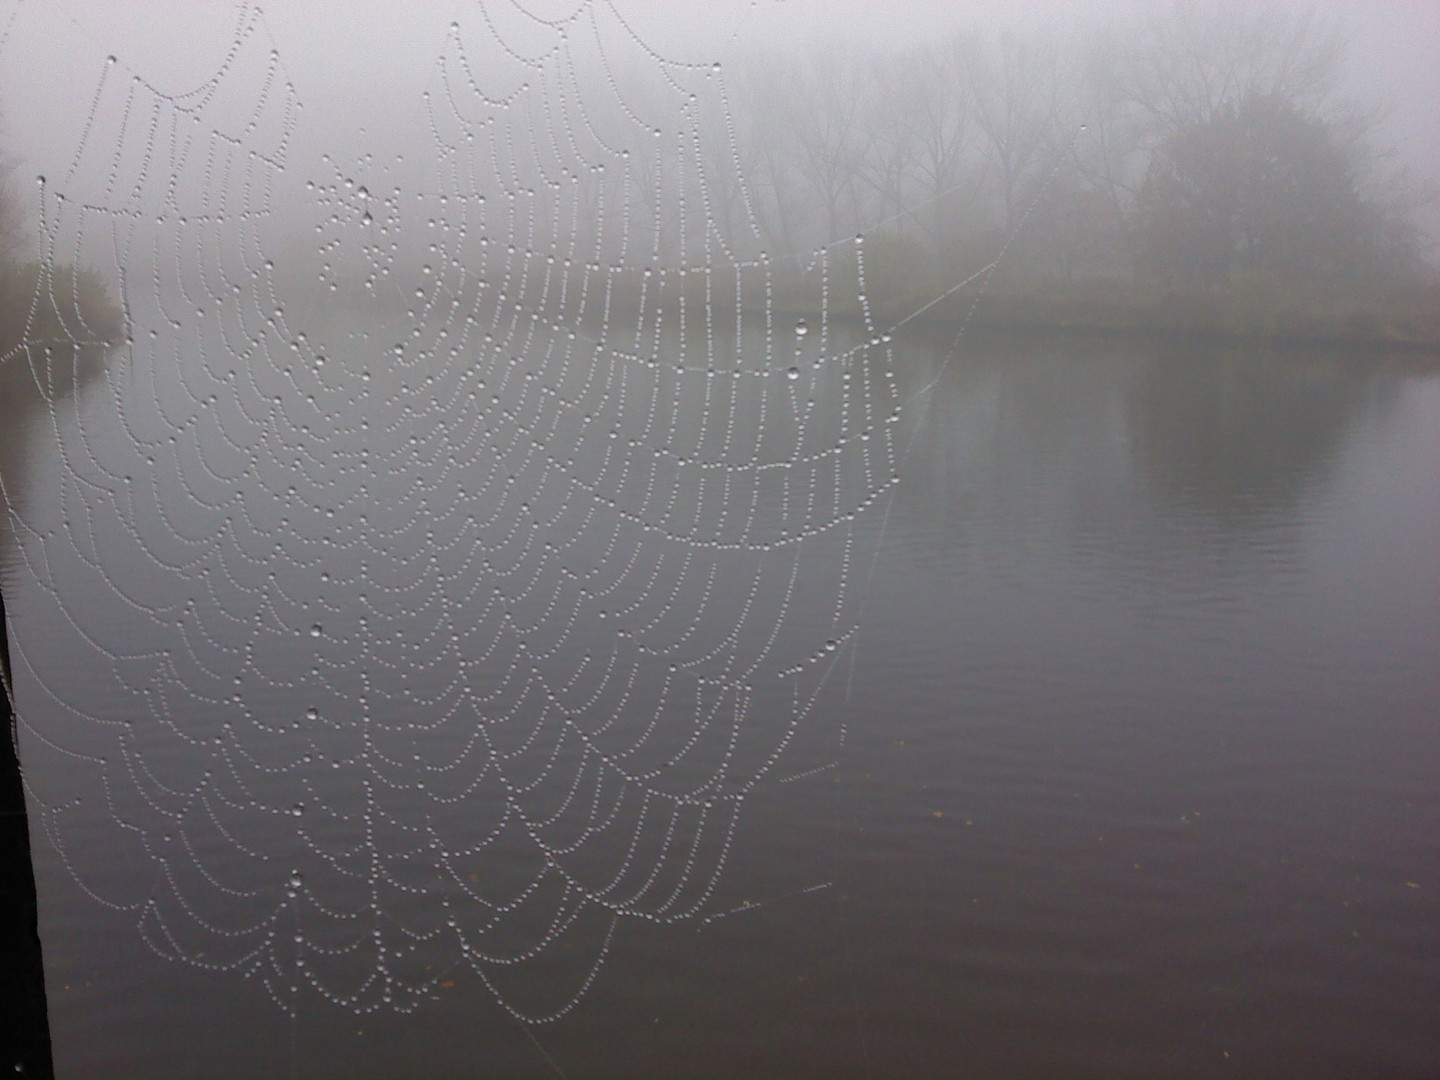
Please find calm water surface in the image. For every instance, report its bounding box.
[6,328,1438,1079]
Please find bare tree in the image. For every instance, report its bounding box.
[1065,28,1151,219]
[1107,1,1344,137]
[963,28,1063,235]
[733,53,807,256]
[781,48,872,246]
[856,55,917,236]
[880,39,980,250]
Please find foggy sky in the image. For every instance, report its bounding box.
[3,0,1437,245]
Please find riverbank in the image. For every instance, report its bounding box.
[118,257,1439,358]
[581,260,1440,355]
[819,271,1440,354]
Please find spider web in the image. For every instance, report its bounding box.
[2,1,901,1021]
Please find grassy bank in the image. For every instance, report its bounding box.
[133,255,1438,357]
[796,266,1440,353]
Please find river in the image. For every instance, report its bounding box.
[3,325,1437,1079]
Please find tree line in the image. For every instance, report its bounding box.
[5,3,1430,349]
[0,121,122,391]
[703,1,1435,338]
[0,114,122,438]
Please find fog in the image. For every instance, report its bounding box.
[4,1,1437,264]
[4,6,1439,1075]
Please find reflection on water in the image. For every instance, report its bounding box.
[1128,342,1390,527]
[5,321,1439,1078]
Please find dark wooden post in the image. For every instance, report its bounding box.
[0,586,54,1080]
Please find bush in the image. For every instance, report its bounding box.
[0,261,123,352]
